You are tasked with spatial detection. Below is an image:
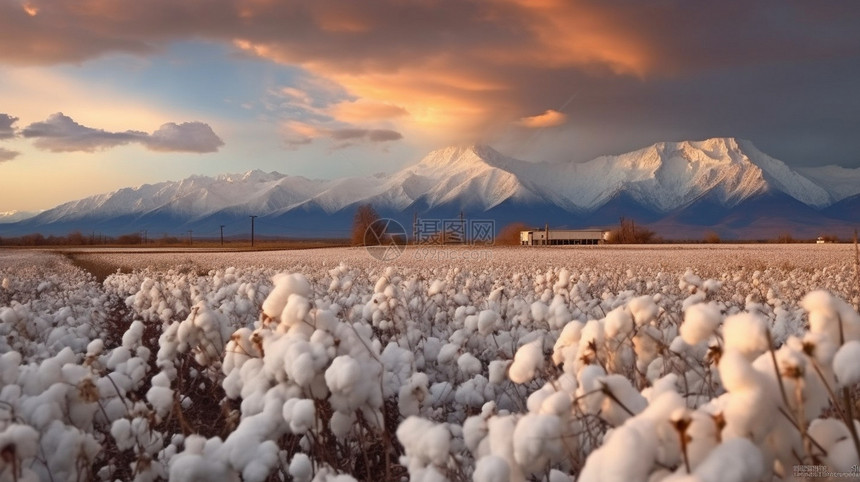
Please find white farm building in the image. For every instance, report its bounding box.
[520,228,610,246]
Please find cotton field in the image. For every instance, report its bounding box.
[1,245,859,482]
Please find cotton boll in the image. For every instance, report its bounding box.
[458,353,482,378]
[283,398,316,434]
[396,417,451,468]
[488,360,510,385]
[473,455,511,482]
[801,290,860,345]
[692,437,765,482]
[122,320,146,349]
[111,418,134,451]
[0,423,40,468]
[437,343,460,365]
[579,418,657,482]
[477,310,500,335]
[628,296,659,326]
[833,340,860,387]
[604,306,633,340]
[598,375,646,427]
[722,312,769,359]
[147,385,174,419]
[399,372,429,417]
[289,453,313,482]
[680,303,721,346]
[508,340,544,384]
[513,413,564,473]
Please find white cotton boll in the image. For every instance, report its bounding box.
[289,453,313,482]
[283,398,316,434]
[146,385,174,418]
[111,418,134,451]
[702,279,722,295]
[802,290,860,343]
[578,320,604,360]
[692,437,764,482]
[598,375,647,427]
[122,320,146,349]
[488,360,510,385]
[86,338,104,357]
[0,351,21,385]
[576,364,607,415]
[833,340,860,387]
[513,413,563,472]
[399,372,429,417]
[428,280,446,296]
[458,353,482,377]
[396,417,451,467]
[680,303,721,346]
[579,418,657,482]
[722,312,769,359]
[531,302,548,324]
[478,310,500,335]
[464,315,479,333]
[509,339,543,384]
[552,320,582,366]
[280,293,311,330]
[473,455,510,482]
[628,296,659,326]
[330,411,355,439]
[262,273,310,320]
[0,423,39,463]
[604,306,633,340]
[437,343,460,365]
[719,349,759,392]
[423,337,442,363]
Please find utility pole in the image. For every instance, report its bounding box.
[188,230,193,246]
[250,215,258,247]
[545,223,549,247]
[220,225,225,246]
[142,230,147,245]
[412,211,418,245]
[460,210,465,244]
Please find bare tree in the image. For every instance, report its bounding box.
[351,204,384,246]
[606,217,656,244]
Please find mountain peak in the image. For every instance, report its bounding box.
[416,143,499,169]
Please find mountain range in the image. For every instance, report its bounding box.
[3,137,859,240]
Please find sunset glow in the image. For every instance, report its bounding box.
[1,0,859,212]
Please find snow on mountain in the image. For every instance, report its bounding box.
[795,165,860,202]
[0,210,39,224]
[5,137,855,236]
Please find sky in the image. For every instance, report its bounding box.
[1,0,859,212]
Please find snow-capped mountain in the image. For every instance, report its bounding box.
[3,137,859,239]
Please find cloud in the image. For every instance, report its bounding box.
[0,113,18,139]
[21,112,143,152]
[145,122,224,153]
[517,109,567,128]
[328,128,402,142]
[20,113,223,153]
[327,100,408,123]
[2,1,860,164]
[283,121,402,148]
[0,147,19,162]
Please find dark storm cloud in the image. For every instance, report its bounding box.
[21,113,224,153]
[4,0,860,165]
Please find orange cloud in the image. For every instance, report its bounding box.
[517,109,567,128]
[328,99,408,123]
